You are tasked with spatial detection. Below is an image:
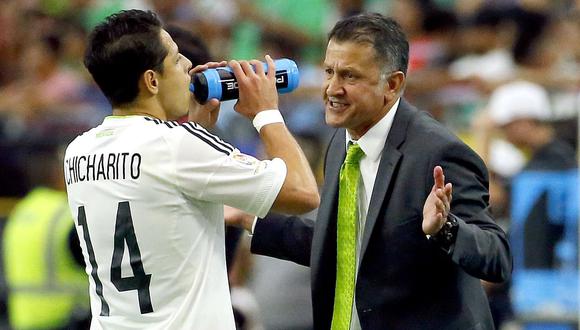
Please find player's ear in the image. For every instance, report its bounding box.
[142,69,159,95]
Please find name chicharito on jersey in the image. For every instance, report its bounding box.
[65,152,142,185]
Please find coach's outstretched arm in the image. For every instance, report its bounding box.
[229,56,320,214]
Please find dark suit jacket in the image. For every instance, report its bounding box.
[251,100,512,330]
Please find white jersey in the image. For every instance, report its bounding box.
[64,115,286,330]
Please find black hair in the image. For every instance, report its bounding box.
[165,25,211,66]
[328,12,409,74]
[83,9,168,107]
[422,8,459,34]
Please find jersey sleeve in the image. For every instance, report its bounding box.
[171,122,287,218]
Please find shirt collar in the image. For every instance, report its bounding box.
[346,98,400,162]
[103,114,163,125]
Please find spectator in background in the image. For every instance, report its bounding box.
[149,0,194,23]
[516,12,580,149]
[476,79,578,328]
[488,81,576,174]
[166,25,211,67]
[403,6,461,121]
[0,12,103,198]
[0,32,86,120]
[389,0,429,72]
[3,142,89,330]
[449,5,517,89]
[486,80,576,269]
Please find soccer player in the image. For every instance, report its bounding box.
[64,9,319,329]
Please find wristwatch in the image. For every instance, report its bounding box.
[430,215,459,254]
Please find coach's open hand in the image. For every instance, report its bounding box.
[422,166,453,236]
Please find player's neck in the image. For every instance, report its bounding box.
[112,100,166,121]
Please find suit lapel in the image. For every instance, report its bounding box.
[310,129,345,283]
[360,100,414,258]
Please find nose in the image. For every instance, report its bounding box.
[183,55,192,72]
[325,75,343,97]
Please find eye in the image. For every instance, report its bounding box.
[325,68,333,75]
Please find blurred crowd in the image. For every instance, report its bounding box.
[0,0,579,329]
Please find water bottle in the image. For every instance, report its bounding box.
[189,58,300,103]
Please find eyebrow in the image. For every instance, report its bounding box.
[326,65,360,73]
[323,62,356,69]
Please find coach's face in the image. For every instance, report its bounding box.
[323,39,399,140]
[156,29,193,120]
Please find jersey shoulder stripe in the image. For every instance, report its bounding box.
[142,117,234,155]
[180,123,232,155]
[144,117,163,125]
[181,122,234,153]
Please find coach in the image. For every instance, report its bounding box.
[233,13,512,330]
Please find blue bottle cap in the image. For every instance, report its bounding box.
[190,69,223,103]
[204,69,223,101]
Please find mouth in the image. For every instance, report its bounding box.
[327,99,349,112]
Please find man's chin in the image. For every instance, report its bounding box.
[325,113,344,129]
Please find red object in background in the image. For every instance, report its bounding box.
[408,36,443,73]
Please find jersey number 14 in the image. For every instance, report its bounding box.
[77,202,153,316]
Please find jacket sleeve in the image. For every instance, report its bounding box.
[250,213,315,267]
[434,140,512,283]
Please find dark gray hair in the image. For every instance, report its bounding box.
[328,12,409,75]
